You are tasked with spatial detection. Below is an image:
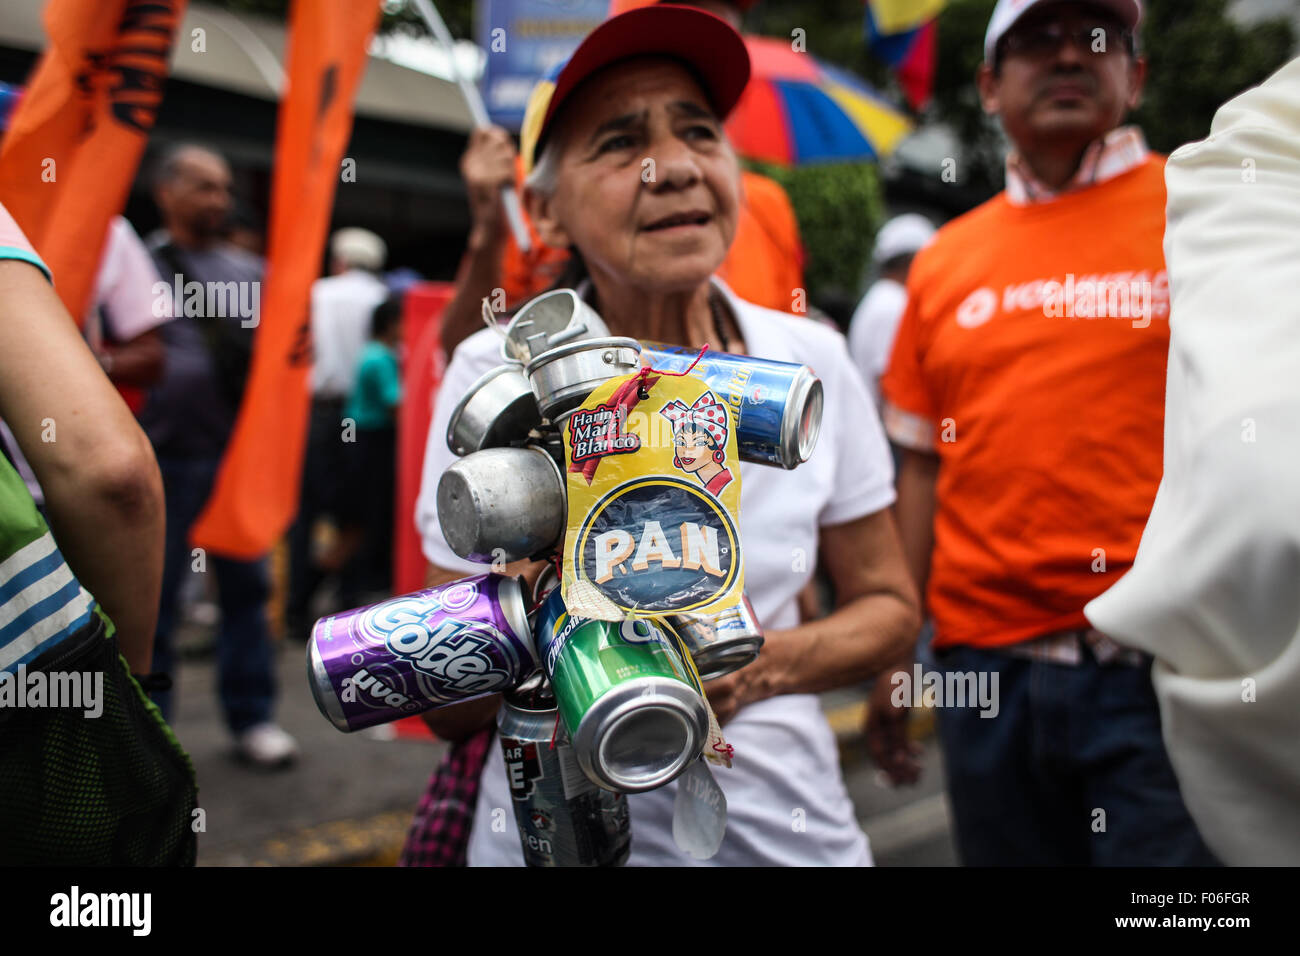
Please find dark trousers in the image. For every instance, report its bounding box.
[150,456,275,734]
[287,397,347,625]
[933,642,1218,866]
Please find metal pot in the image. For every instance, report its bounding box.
[502,288,610,364]
[437,446,566,563]
[525,337,642,419]
[446,365,543,457]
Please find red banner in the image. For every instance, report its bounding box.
[191,0,381,558]
[0,0,186,320]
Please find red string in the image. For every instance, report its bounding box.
[647,342,709,379]
[549,710,562,751]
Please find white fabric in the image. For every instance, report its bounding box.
[416,279,896,866]
[983,0,1142,63]
[1085,56,1300,866]
[309,269,389,398]
[90,215,170,340]
[871,214,935,264]
[847,277,908,409]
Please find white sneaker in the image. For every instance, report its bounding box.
[236,722,299,768]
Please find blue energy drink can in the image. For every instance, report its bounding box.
[640,344,823,469]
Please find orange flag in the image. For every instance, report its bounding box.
[0,0,187,319]
[190,0,381,558]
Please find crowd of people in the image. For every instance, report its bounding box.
[0,0,1296,867]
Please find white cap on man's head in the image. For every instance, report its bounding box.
[984,0,1142,63]
[873,214,936,265]
[331,227,387,271]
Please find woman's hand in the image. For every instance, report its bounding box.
[461,126,518,243]
[700,509,920,722]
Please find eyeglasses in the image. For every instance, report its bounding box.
[999,21,1134,63]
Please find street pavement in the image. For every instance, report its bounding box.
[171,631,956,867]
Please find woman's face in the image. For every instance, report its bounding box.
[674,426,716,473]
[528,58,742,295]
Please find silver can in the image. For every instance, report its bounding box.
[525,337,642,419]
[437,446,565,563]
[499,676,632,867]
[445,365,542,457]
[667,593,765,681]
[502,288,610,363]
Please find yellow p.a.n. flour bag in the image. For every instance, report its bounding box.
[561,367,744,621]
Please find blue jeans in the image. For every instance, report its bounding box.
[150,456,275,734]
[933,642,1218,866]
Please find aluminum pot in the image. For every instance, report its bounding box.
[437,446,566,563]
[446,365,543,457]
[525,337,642,419]
[502,288,610,363]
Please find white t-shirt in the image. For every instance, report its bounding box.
[89,215,171,342]
[847,277,907,410]
[310,269,389,398]
[416,279,896,866]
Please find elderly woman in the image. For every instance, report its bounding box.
[414,4,919,866]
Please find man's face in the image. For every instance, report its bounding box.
[978,2,1146,152]
[157,148,232,239]
[528,58,741,297]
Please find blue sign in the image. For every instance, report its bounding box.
[476,0,609,131]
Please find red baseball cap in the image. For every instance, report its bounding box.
[607,0,760,14]
[520,4,751,174]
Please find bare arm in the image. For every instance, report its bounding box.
[704,508,921,724]
[0,261,164,672]
[99,328,164,387]
[438,127,516,354]
[894,448,939,600]
[866,447,939,784]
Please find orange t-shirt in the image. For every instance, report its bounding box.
[501,167,804,312]
[881,155,1171,650]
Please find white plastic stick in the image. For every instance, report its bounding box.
[410,0,532,253]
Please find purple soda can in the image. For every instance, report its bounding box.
[307,572,535,732]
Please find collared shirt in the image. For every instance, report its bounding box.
[1005,125,1150,205]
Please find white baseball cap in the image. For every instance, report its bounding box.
[984,0,1142,64]
[331,227,387,271]
[873,214,936,265]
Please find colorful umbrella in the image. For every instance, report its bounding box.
[725,35,913,166]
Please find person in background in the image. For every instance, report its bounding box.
[142,143,297,768]
[286,227,389,638]
[871,0,1215,864]
[848,213,935,410]
[435,0,804,355]
[1086,56,1300,865]
[329,294,405,605]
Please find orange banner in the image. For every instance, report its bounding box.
[190,0,381,558]
[0,0,186,319]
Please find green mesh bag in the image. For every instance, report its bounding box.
[0,448,197,866]
[0,613,198,866]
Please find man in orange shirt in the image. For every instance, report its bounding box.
[870,0,1216,865]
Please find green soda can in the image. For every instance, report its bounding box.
[533,587,708,793]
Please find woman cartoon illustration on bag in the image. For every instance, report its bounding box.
[660,391,734,497]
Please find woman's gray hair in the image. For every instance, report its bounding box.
[524,136,560,198]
